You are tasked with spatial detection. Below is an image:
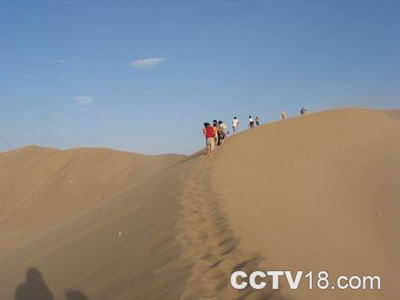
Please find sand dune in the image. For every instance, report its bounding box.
[0,147,183,247]
[0,108,399,299]
[213,108,400,299]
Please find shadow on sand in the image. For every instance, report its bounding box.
[15,268,89,300]
[65,289,89,300]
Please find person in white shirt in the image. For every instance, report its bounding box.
[280,111,287,120]
[248,116,255,129]
[232,117,239,134]
[219,121,228,135]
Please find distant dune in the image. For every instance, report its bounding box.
[0,108,399,299]
[0,146,183,239]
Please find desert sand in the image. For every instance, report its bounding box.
[0,108,399,299]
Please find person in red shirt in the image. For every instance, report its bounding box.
[202,122,216,156]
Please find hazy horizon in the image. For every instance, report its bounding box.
[1,0,399,155]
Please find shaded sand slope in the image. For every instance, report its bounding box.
[0,146,187,295]
[0,146,183,233]
[0,147,276,299]
[0,155,192,299]
[213,108,400,299]
[0,146,188,299]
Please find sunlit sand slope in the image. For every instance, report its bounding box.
[213,108,400,299]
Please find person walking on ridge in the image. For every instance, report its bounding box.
[232,117,239,134]
[300,107,307,115]
[217,120,227,145]
[212,120,219,145]
[203,122,216,156]
[248,116,255,129]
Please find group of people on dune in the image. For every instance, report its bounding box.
[203,107,308,156]
[202,116,261,156]
[280,107,307,120]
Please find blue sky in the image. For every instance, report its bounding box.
[1,0,399,154]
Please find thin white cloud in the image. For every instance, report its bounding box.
[53,112,64,117]
[129,57,167,69]
[79,107,88,113]
[74,96,94,105]
[55,59,75,64]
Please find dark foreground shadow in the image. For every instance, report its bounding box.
[15,268,54,300]
[65,289,89,300]
[15,268,89,300]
